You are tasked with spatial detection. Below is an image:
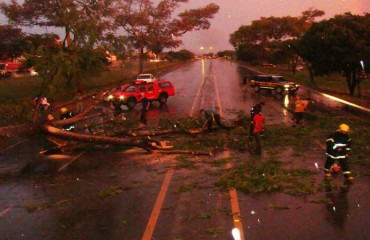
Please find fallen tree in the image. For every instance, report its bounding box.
[0,99,246,158]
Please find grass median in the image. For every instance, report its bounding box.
[253,65,370,108]
[0,61,186,126]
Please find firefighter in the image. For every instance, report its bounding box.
[324,123,354,183]
[60,107,75,131]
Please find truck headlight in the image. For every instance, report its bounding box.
[107,94,113,100]
[119,95,124,100]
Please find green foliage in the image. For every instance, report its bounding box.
[211,158,230,168]
[166,49,194,61]
[115,1,219,72]
[236,44,263,64]
[175,182,198,194]
[98,185,123,198]
[25,200,49,213]
[0,25,26,60]
[216,50,235,59]
[299,13,370,95]
[215,160,317,195]
[176,155,197,169]
[230,8,324,65]
[0,101,33,126]
[300,13,370,76]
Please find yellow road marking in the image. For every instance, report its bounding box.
[213,74,223,116]
[226,158,246,240]
[189,60,207,117]
[142,169,174,240]
[214,73,245,239]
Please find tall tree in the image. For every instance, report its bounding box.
[114,0,219,73]
[299,13,370,96]
[0,25,26,61]
[1,0,117,121]
[229,8,324,71]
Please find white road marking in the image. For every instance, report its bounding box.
[58,151,86,172]
[0,205,13,217]
[189,60,207,117]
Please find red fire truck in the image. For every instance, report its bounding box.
[0,62,23,78]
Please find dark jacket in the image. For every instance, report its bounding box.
[326,131,351,159]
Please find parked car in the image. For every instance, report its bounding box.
[0,62,37,78]
[107,80,175,109]
[249,75,300,94]
[136,73,157,83]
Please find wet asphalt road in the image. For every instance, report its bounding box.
[0,59,369,240]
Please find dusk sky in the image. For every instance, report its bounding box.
[179,0,370,53]
[1,0,369,54]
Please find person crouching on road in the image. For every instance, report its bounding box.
[60,107,75,131]
[200,109,232,132]
[252,108,265,155]
[324,124,354,183]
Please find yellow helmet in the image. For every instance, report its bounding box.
[339,123,350,132]
[60,107,68,113]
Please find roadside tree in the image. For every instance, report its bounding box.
[114,0,219,73]
[0,25,26,61]
[230,8,324,74]
[299,13,370,96]
[1,0,117,121]
[165,49,194,61]
[216,50,235,59]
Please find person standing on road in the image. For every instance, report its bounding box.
[249,103,263,139]
[200,109,232,132]
[251,108,265,154]
[324,123,354,183]
[139,96,150,126]
[292,95,309,127]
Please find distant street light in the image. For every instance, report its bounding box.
[199,46,204,58]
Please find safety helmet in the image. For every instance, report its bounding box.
[339,123,350,132]
[60,107,68,113]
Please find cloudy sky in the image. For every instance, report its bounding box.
[179,0,370,53]
[1,0,369,53]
